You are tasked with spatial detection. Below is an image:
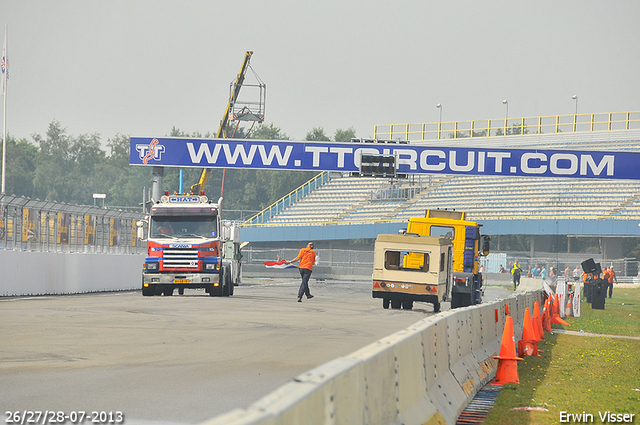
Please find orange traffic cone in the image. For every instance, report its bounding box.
[518,308,540,357]
[551,293,570,325]
[543,298,552,332]
[565,294,574,317]
[492,315,523,385]
[533,301,544,341]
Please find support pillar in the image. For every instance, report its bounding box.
[151,167,164,202]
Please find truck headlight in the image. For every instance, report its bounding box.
[205,263,217,271]
[146,262,159,271]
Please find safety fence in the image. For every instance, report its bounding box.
[201,289,543,425]
[374,110,640,141]
[242,247,374,269]
[0,194,145,254]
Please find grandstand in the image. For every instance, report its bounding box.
[246,121,640,226]
[250,173,640,224]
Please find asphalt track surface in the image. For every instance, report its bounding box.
[1,277,512,425]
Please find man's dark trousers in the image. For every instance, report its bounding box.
[298,268,312,298]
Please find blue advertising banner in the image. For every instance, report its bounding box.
[130,137,640,180]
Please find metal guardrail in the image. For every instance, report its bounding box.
[374,111,640,141]
[245,172,330,225]
[0,194,145,254]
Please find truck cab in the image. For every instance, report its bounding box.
[139,194,241,296]
[406,209,490,308]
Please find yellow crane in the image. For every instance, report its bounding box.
[189,51,265,195]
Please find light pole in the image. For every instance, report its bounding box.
[436,103,442,139]
[572,95,578,132]
[502,99,508,135]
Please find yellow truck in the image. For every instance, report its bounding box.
[372,233,453,312]
[405,209,490,308]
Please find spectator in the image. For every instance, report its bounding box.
[573,265,581,282]
[499,264,506,273]
[564,266,571,280]
[511,259,522,290]
[532,264,539,278]
[607,266,618,298]
[541,266,547,281]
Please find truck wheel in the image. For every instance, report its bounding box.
[433,301,441,313]
[228,273,234,296]
[383,298,390,309]
[391,300,402,309]
[163,287,174,296]
[219,267,229,296]
[178,287,185,295]
[402,300,414,310]
[142,286,154,296]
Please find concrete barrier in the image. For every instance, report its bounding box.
[0,250,144,296]
[200,289,544,425]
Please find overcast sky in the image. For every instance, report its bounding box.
[1,1,639,146]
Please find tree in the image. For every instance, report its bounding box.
[305,127,330,141]
[495,123,530,136]
[334,127,356,143]
[248,123,289,140]
[32,121,77,202]
[0,134,38,197]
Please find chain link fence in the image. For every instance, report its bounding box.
[242,247,375,268]
[0,194,146,254]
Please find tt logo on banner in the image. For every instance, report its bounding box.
[136,139,166,164]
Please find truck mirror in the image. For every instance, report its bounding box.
[137,226,145,240]
[481,235,491,256]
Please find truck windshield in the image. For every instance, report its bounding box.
[150,216,218,238]
[430,226,455,239]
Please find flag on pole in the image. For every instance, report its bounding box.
[264,260,297,269]
[1,26,7,95]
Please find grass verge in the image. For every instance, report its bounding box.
[484,286,640,424]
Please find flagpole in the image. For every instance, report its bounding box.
[1,24,7,194]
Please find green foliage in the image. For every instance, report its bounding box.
[447,129,488,138]
[495,123,530,136]
[32,121,106,203]
[248,123,289,140]
[0,135,38,197]
[334,127,356,143]
[305,127,330,141]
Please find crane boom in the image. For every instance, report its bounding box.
[190,51,254,195]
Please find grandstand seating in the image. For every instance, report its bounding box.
[257,172,640,225]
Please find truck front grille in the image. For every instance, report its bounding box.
[163,249,199,269]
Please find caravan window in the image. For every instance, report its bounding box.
[384,249,430,272]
